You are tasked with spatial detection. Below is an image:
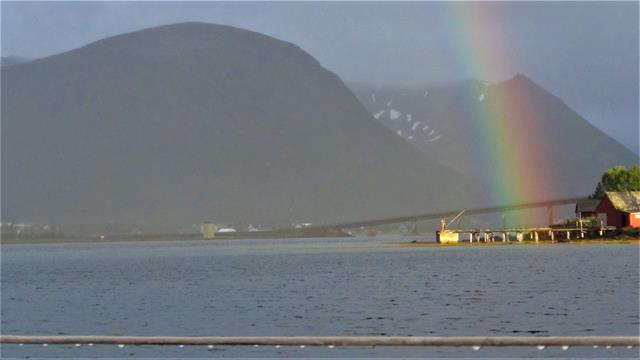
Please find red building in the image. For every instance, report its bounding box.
[595,191,640,228]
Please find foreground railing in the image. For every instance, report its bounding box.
[1,335,638,347]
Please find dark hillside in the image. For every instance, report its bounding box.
[2,23,481,230]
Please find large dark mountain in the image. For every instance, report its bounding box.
[350,77,638,203]
[2,22,480,230]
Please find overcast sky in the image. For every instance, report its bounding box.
[2,1,638,152]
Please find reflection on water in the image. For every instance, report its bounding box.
[2,237,638,357]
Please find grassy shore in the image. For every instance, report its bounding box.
[2,234,639,247]
[0,227,355,245]
[0,235,202,246]
[394,238,640,248]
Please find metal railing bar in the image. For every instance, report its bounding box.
[1,335,638,347]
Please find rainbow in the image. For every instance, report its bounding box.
[443,3,556,225]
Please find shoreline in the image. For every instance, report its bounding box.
[394,238,640,248]
[1,235,638,247]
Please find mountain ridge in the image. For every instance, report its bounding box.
[349,75,638,202]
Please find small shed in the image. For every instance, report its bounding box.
[201,222,218,239]
[575,199,600,219]
[595,191,640,228]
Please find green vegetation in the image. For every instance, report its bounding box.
[590,165,640,199]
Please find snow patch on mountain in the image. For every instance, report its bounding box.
[373,110,385,119]
[478,94,485,102]
[411,121,422,131]
[390,109,402,120]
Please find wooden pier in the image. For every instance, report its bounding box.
[439,226,618,243]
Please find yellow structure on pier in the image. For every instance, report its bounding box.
[436,230,460,243]
[436,212,464,243]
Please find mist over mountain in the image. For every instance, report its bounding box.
[350,76,639,202]
[2,22,481,230]
[1,56,30,67]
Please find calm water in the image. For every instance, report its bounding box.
[1,237,639,358]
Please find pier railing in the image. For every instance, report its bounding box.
[2,335,638,347]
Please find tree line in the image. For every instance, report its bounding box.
[590,165,640,199]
